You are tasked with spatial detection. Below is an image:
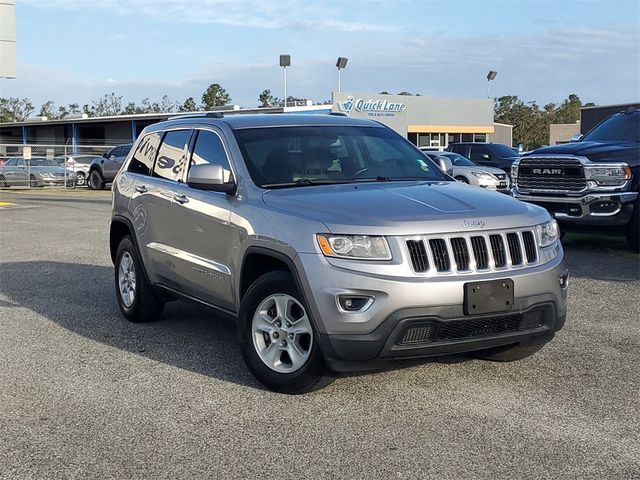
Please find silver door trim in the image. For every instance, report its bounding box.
[146,241,232,276]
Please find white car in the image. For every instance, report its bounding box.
[424,151,510,192]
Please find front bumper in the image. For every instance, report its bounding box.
[513,190,637,227]
[296,249,567,368]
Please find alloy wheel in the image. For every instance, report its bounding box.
[118,251,137,307]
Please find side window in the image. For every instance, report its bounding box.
[190,130,232,182]
[121,145,132,157]
[5,159,15,166]
[153,129,190,182]
[128,132,161,175]
[470,145,490,162]
[109,147,121,158]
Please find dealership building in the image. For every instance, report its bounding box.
[332,92,512,148]
[0,92,512,154]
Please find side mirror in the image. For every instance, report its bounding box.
[481,153,491,160]
[570,133,583,142]
[434,156,453,176]
[187,163,236,194]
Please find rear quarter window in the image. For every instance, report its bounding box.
[153,129,191,182]
[128,132,161,176]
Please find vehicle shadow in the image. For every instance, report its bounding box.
[0,261,471,391]
[562,234,640,282]
[0,261,261,390]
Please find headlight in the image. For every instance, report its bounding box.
[536,219,559,248]
[471,171,495,180]
[317,234,391,260]
[584,164,631,186]
[511,161,519,179]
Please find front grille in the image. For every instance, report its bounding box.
[517,157,586,192]
[429,239,450,272]
[394,309,547,346]
[406,228,538,275]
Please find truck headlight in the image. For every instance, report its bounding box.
[471,171,494,180]
[511,161,519,179]
[317,234,391,260]
[584,164,631,186]
[536,219,559,248]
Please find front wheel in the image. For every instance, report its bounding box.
[114,235,164,323]
[88,169,105,190]
[75,172,86,186]
[29,174,39,188]
[0,175,7,189]
[239,271,325,394]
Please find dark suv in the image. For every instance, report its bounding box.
[447,142,520,173]
[88,144,133,190]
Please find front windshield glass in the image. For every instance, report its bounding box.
[582,112,639,143]
[234,126,449,187]
[441,152,475,167]
[26,158,59,167]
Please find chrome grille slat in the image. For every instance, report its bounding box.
[517,156,586,192]
[405,229,539,275]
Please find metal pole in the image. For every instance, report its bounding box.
[64,142,68,189]
[338,68,341,93]
[487,80,490,99]
[283,66,287,109]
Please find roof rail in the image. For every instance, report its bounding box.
[328,112,347,117]
[169,112,224,120]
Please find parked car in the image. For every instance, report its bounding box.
[0,157,76,188]
[422,150,510,192]
[63,154,98,186]
[110,113,568,393]
[88,144,133,190]
[512,108,639,252]
[447,142,520,173]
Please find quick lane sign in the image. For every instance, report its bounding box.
[338,96,406,117]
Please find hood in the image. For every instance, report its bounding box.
[525,141,639,165]
[262,181,548,235]
[454,165,506,176]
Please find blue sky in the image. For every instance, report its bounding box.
[2,0,639,110]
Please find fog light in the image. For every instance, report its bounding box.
[337,295,373,312]
[589,201,619,215]
[558,272,569,290]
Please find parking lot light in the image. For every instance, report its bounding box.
[280,54,291,108]
[486,70,497,98]
[336,57,348,93]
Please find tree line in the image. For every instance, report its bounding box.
[1,85,593,149]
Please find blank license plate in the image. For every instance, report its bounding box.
[464,279,514,315]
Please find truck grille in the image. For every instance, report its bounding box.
[406,229,539,275]
[516,157,586,193]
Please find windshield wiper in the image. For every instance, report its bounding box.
[262,178,351,188]
[351,176,430,183]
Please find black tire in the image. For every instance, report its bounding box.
[114,235,164,323]
[0,175,7,189]
[626,200,639,253]
[455,176,469,184]
[470,342,546,362]
[239,271,326,394]
[88,169,105,190]
[29,174,39,188]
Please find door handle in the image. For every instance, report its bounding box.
[174,193,189,204]
[135,185,147,193]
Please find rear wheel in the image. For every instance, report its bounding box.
[455,176,469,184]
[0,175,7,189]
[239,271,325,394]
[115,235,164,323]
[88,169,105,190]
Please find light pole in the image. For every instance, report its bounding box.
[280,54,290,108]
[486,70,497,98]
[336,57,348,93]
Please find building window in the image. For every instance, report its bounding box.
[474,133,487,142]
[462,133,473,142]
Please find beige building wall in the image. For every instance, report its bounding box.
[488,123,513,147]
[550,122,580,145]
[0,0,17,78]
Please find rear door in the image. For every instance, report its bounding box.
[142,129,193,287]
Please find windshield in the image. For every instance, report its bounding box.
[234,126,449,187]
[490,143,520,157]
[582,112,640,143]
[26,158,59,167]
[441,152,476,167]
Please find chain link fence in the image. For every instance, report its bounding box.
[0,143,117,189]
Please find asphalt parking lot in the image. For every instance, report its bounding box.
[0,190,639,480]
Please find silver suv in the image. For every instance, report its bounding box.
[110,113,569,393]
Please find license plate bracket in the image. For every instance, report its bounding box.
[464,279,514,315]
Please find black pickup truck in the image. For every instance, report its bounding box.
[512,108,639,252]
